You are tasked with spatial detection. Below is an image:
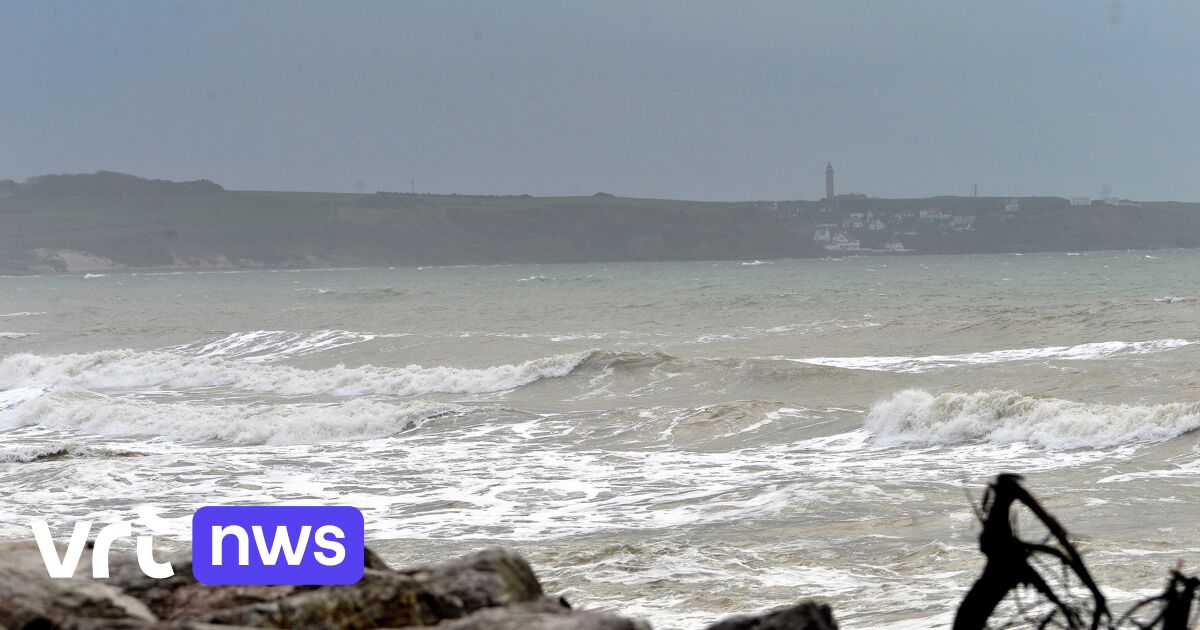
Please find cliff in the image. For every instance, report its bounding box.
[0,172,1197,274]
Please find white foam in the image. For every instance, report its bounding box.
[0,350,589,397]
[796,339,1193,373]
[167,330,382,362]
[0,312,43,318]
[0,441,138,463]
[0,386,49,410]
[0,394,461,444]
[0,332,34,339]
[866,389,1200,449]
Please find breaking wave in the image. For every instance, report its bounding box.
[797,338,1192,373]
[866,389,1200,449]
[0,332,34,339]
[0,350,590,397]
[166,330,387,362]
[0,442,143,463]
[0,394,462,444]
[0,386,48,410]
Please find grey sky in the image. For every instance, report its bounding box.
[2,1,1197,201]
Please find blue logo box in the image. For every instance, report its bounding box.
[192,506,365,585]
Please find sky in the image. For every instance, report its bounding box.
[1,1,1197,201]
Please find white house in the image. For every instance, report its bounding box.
[825,232,862,251]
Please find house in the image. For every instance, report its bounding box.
[868,217,887,231]
[1070,197,1090,206]
[884,240,908,252]
[1005,198,1020,213]
[919,207,945,220]
[813,226,833,242]
[825,232,862,251]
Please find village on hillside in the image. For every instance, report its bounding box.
[759,164,1145,254]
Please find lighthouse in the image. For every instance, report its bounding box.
[825,163,835,200]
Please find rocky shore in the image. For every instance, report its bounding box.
[0,541,837,629]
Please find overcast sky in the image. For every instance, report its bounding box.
[2,1,1197,201]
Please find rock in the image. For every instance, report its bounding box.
[418,598,652,630]
[0,541,674,630]
[100,549,311,622]
[704,601,838,630]
[194,547,545,629]
[96,543,390,623]
[0,541,158,628]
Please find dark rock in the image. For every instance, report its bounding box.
[194,547,544,629]
[0,542,661,630]
[417,598,652,629]
[98,544,389,622]
[0,541,157,628]
[99,549,311,622]
[705,601,838,630]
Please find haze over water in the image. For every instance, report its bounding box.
[1,250,1199,628]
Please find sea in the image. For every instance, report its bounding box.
[1,250,1198,628]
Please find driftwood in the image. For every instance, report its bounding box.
[1116,570,1200,630]
[955,474,1198,630]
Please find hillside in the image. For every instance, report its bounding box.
[1,172,1198,274]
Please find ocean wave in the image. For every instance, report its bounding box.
[311,287,410,300]
[866,389,1200,449]
[795,339,1192,373]
[0,332,35,339]
[0,386,48,410]
[579,350,853,380]
[0,350,589,397]
[1155,296,1194,304]
[0,394,462,444]
[166,330,386,362]
[0,312,43,318]
[0,442,143,463]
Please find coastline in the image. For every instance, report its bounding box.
[2,174,1199,276]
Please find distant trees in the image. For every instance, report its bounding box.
[14,171,223,196]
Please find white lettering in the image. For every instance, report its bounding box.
[252,525,310,566]
[211,525,250,566]
[137,535,174,578]
[313,525,346,566]
[31,520,92,579]
[90,521,132,578]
